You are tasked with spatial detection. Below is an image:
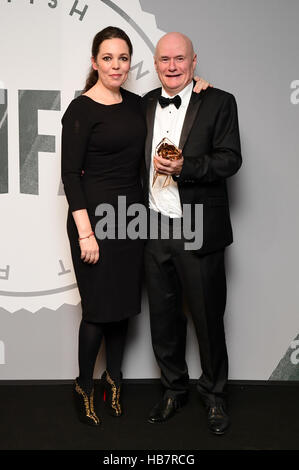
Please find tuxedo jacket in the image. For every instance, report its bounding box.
[141,85,242,255]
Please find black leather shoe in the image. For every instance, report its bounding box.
[73,378,100,426]
[148,396,186,424]
[207,403,230,435]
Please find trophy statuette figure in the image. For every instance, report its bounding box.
[152,138,182,188]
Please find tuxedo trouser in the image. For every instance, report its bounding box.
[144,226,228,406]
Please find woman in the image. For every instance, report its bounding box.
[61,26,209,426]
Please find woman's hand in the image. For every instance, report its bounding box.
[72,209,99,264]
[79,234,99,264]
[193,76,212,94]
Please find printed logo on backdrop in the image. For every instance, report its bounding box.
[269,334,299,380]
[0,0,164,315]
[0,341,5,365]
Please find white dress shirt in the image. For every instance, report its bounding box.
[149,81,193,218]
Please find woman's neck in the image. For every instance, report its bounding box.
[83,81,122,104]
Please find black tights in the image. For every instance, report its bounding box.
[78,318,129,393]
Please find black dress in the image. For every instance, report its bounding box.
[61,89,146,323]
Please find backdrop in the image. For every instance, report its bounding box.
[0,0,298,381]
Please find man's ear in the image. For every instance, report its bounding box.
[193,54,197,71]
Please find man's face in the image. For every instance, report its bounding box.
[154,33,197,96]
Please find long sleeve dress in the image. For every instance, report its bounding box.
[61,88,146,323]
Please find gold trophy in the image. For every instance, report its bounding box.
[152,137,182,188]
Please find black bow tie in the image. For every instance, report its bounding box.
[158,94,182,109]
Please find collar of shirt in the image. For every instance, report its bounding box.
[160,81,193,109]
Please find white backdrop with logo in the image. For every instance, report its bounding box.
[0,0,298,380]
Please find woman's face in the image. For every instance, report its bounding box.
[92,38,131,89]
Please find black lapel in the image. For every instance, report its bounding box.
[145,89,161,171]
[179,91,203,150]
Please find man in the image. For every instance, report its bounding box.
[142,32,242,435]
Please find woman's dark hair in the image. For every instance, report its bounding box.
[83,26,133,93]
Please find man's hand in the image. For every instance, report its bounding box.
[154,152,183,176]
[193,76,212,94]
